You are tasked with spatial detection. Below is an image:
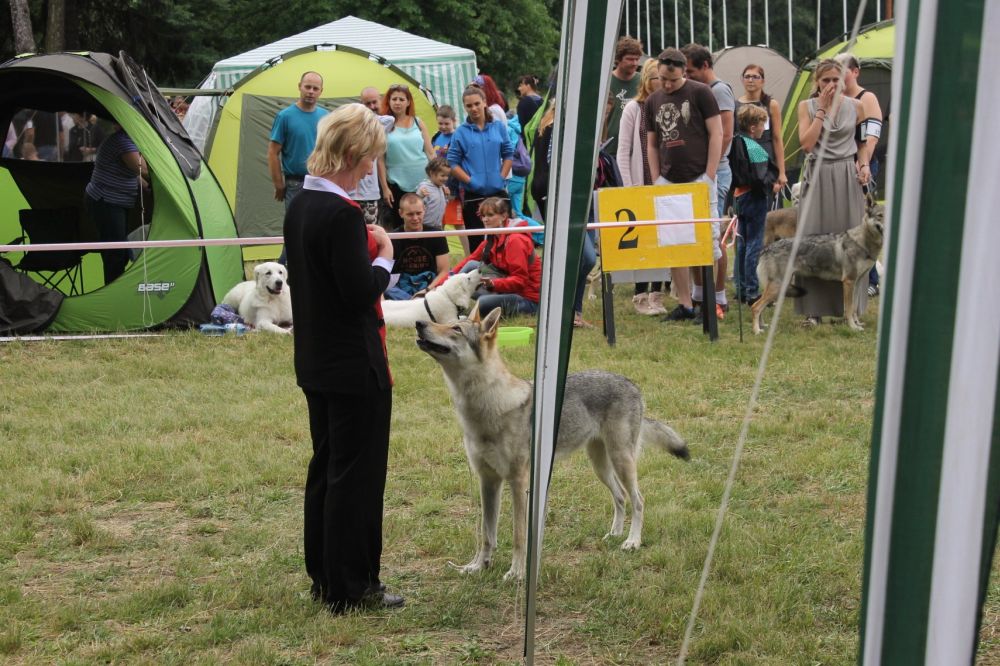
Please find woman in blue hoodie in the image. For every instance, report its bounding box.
[447,85,513,250]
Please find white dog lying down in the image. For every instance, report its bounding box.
[382,270,480,328]
[222,262,292,334]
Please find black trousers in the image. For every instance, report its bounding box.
[303,380,392,608]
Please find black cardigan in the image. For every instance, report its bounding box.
[284,189,391,393]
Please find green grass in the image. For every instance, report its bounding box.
[1,287,998,664]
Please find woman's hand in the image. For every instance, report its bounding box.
[368,224,393,259]
[817,83,835,115]
[481,278,495,291]
[856,162,871,186]
[773,172,788,193]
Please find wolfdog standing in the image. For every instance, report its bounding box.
[416,306,689,581]
[751,203,884,333]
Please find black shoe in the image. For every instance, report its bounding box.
[356,590,405,610]
[662,304,696,322]
[329,589,404,614]
[692,306,703,324]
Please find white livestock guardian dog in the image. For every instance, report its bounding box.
[222,262,292,334]
[382,270,480,328]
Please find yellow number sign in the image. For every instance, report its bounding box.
[595,183,714,272]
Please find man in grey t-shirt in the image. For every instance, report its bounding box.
[684,43,735,315]
[602,36,643,157]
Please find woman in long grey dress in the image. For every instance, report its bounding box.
[795,59,871,325]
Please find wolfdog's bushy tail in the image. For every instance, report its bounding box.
[640,417,690,460]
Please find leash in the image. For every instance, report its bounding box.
[423,298,438,323]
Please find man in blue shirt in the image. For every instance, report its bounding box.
[268,71,328,264]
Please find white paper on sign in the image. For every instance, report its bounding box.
[654,194,696,246]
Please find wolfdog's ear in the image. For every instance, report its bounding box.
[481,307,502,339]
[469,301,482,323]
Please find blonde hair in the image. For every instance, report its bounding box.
[307,103,387,177]
[636,58,660,103]
[736,104,768,132]
[811,59,842,96]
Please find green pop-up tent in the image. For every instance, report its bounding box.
[0,52,244,332]
[205,46,439,261]
[781,20,894,181]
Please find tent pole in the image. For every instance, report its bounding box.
[747,0,751,45]
[689,0,694,44]
[675,0,680,46]
[646,0,651,52]
[816,0,822,49]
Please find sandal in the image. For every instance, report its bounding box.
[801,316,822,328]
[573,314,594,329]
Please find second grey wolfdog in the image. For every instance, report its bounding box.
[751,203,884,334]
[416,306,689,581]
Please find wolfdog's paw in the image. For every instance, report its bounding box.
[620,537,641,551]
[448,558,489,575]
[503,565,524,582]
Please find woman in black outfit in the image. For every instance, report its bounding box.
[283,103,403,613]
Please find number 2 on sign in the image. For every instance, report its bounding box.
[616,208,638,250]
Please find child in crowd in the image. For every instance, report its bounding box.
[416,157,451,230]
[431,105,456,159]
[731,104,775,305]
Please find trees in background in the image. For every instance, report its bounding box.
[1,0,561,90]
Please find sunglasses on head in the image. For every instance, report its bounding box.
[659,58,686,69]
[388,84,409,93]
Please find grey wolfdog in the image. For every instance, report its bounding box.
[415,306,689,581]
[751,203,884,334]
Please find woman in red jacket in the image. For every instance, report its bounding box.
[453,197,540,317]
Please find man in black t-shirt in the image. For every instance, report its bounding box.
[386,194,450,300]
[645,47,722,322]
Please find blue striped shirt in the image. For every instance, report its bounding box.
[85,130,139,207]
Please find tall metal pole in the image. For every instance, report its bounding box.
[788,0,794,59]
[764,0,770,47]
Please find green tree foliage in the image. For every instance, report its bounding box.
[2,0,561,91]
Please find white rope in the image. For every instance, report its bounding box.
[676,0,869,661]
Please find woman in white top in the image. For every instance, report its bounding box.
[616,58,668,316]
[378,83,434,229]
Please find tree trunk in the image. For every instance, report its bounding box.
[45,0,66,52]
[9,0,36,54]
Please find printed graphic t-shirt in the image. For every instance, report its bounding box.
[390,226,449,276]
[644,80,721,183]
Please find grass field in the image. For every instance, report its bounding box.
[2,287,998,664]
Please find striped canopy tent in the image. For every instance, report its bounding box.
[209,16,476,111]
[860,0,999,661]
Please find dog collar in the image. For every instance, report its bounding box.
[423,297,438,323]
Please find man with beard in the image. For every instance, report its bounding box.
[603,36,643,156]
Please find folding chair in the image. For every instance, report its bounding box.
[10,208,86,296]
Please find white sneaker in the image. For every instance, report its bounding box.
[646,291,668,315]
[632,293,653,315]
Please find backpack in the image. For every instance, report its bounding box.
[593,148,624,189]
[511,134,532,177]
[729,134,777,195]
